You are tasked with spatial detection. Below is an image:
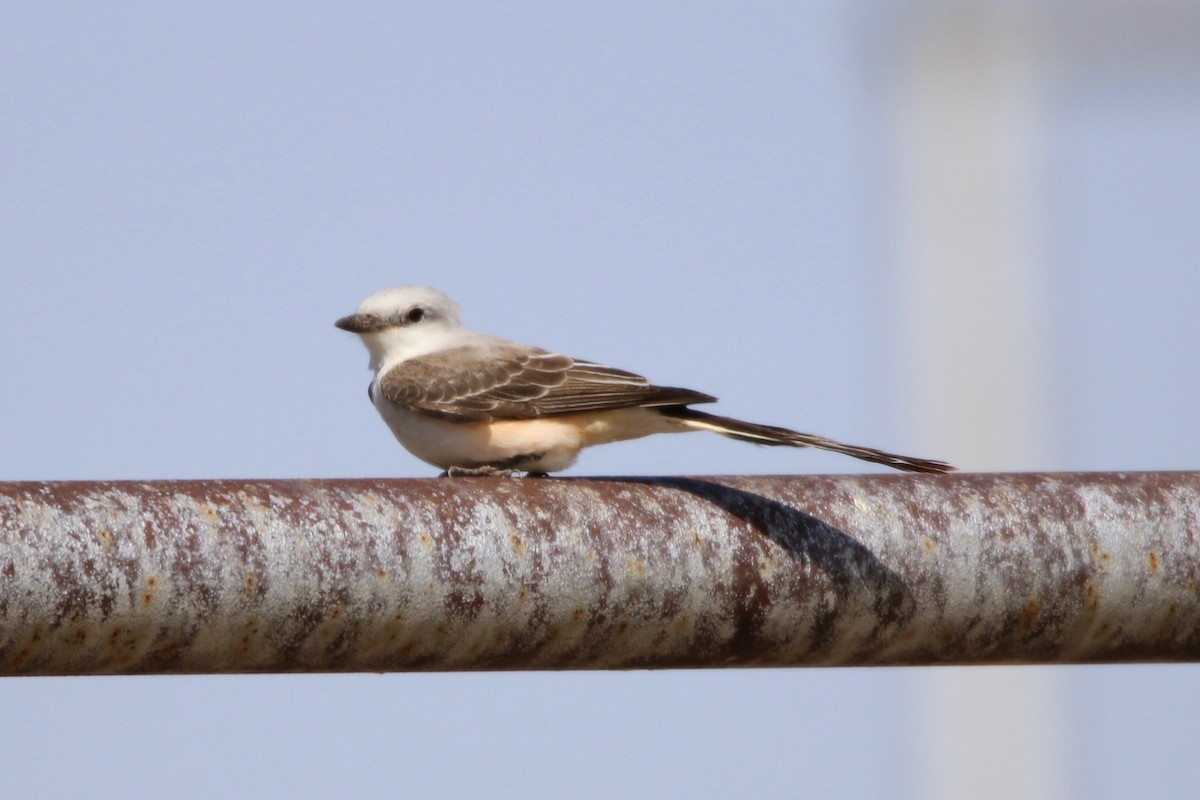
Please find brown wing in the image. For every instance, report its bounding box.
[377,342,715,422]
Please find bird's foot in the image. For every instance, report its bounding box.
[439,453,549,478]
[441,465,518,478]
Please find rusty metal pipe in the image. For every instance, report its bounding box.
[0,473,1197,675]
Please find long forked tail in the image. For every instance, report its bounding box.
[660,408,954,474]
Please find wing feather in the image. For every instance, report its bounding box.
[377,342,715,422]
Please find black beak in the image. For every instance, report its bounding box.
[334,313,387,333]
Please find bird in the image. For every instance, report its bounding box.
[335,286,954,477]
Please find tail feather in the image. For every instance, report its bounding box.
[660,408,954,474]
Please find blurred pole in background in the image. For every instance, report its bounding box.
[886,3,1071,799]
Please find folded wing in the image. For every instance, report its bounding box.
[377,342,715,422]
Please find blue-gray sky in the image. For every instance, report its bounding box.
[3,3,1198,797]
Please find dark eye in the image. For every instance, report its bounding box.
[403,307,425,324]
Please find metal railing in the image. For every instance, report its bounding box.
[1,472,1196,675]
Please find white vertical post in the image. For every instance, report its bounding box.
[888,6,1070,799]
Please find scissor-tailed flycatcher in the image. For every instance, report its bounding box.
[335,286,953,476]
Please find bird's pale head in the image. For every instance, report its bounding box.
[336,285,465,370]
